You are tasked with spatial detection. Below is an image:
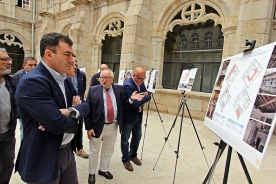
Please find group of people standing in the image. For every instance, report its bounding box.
[0,32,151,184]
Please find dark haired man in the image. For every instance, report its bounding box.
[0,48,16,184]
[12,56,37,140]
[15,32,89,184]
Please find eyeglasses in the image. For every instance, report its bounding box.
[99,77,113,81]
[134,75,146,81]
[0,58,12,62]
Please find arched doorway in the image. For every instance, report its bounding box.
[101,35,122,83]
[162,2,224,92]
[0,34,24,74]
[100,18,124,83]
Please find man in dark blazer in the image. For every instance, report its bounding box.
[121,67,151,171]
[12,56,37,140]
[85,69,142,184]
[15,32,89,184]
[70,56,89,158]
[89,64,108,86]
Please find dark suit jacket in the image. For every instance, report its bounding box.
[76,68,86,98]
[15,62,89,183]
[3,74,17,134]
[12,69,26,118]
[12,69,26,86]
[123,77,151,124]
[84,84,130,137]
[90,72,100,86]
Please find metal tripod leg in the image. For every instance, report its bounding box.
[140,98,151,160]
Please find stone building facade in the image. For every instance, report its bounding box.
[1,0,276,119]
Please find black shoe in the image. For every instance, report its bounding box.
[98,170,113,179]
[88,173,95,184]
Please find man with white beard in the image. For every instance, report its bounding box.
[0,48,17,184]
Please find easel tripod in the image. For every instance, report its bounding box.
[203,140,252,184]
[153,91,208,184]
[140,91,171,159]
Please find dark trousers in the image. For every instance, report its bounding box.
[75,120,83,150]
[121,117,142,163]
[28,146,78,184]
[0,129,16,184]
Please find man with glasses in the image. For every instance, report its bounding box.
[12,56,37,140]
[120,67,151,171]
[85,69,143,184]
[0,48,16,184]
[15,32,89,184]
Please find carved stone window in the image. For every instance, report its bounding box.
[50,0,54,6]
[181,34,187,50]
[101,18,124,41]
[204,31,213,48]
[0,34,23,48]
[191,33,199,49]
[218,34,224,48]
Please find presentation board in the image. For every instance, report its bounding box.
[118,70,133,85]
[204,42,276,169]
[144,70,158,93]
[177,68,198,92]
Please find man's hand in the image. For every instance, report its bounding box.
[72,95,81,106]
[140,91,148,96]
[87,129,95,140]
[38,124,46,131]
[131,91,144,101]
[60,109,70,116]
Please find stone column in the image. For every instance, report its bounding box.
[120,0,152,71]
[24,49,32,57]
[151,35,166,88]
[221,26,237,59]
[37,12,56,48]
[89,43,102,77]
[234,0,274,53]
[70,0,91,84]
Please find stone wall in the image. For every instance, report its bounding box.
[148,89,211,121]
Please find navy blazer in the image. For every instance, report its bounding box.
[90,72,100,86]
[15,62,89,183]
[85,84,130,137]
[123,77,151,124]
[76,68,86,98]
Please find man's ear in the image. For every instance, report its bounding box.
[44,49,52,61]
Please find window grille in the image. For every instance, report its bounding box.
[22,0,30,10]
[50,0,54,6]
[191,33,199,49]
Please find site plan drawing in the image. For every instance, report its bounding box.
[204,42,276,169]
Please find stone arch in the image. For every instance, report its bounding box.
[93,11,126,44]
[61,23,73,36]
[156,0,231,37]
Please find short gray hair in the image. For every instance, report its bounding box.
[100,68,114,78]
[0,48,7,53]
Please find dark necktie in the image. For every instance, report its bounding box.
[106,89,114,122]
